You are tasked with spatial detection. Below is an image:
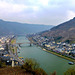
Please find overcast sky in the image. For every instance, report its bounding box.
[0,0,75,25]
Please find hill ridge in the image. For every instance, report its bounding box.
[41,17,75,42]
[0,19,53,36]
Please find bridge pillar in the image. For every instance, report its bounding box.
[30,43,32,46]
[19,44,21,47]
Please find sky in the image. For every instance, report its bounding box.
[0,0,75,25]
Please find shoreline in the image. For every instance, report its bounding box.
[42,48,75,62]
[9,37,24,66]
[28,37,75,62]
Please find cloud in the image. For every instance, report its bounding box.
[37,0,49,6]
[0,0,75,25]
[0,0,28,13]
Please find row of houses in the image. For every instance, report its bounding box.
[32,34,75,59]
[0,35,19,66]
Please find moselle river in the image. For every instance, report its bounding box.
[17,36,74,75]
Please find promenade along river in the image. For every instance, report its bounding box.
[17,36,73,75]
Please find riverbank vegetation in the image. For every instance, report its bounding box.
[22,58,47,75]
[0,58,47,75]
[11,39,16,44]
[9,38,17,54]
[1,57,75,75]
[64,65,75,75]
[0,58,57,75]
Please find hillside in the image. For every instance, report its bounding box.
[0,19,53,36]
[41,17,75,42]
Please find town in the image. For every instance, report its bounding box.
[0,34,75,67]
[0,35,23,67]
[28,34,75,63]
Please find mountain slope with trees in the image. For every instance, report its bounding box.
[41,17,75,42]
[0,19,53,36]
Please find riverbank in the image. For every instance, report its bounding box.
[28,37,75,62]
[9,37,24,65]
[42,48,75,62]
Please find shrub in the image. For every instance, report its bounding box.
[22,58,47,75]
[64,66,75,75]
[0,60,6,68]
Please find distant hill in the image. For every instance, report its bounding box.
[41,17,75,42]
[0,19,53,36]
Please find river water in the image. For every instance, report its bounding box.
[17,36,73,75]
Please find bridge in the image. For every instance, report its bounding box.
[16,42,32,47]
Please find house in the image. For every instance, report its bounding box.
[45,44,50,48]
[65,50,71,54]
[0,45,4,50]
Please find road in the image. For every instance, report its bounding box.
[9,50,24,65]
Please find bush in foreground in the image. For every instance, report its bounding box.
[64,66,75,75]
[0,60,6,68]
[21,58,47,75]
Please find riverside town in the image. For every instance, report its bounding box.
[27,34,75,63]
[0,35,24,67]
[0,0,75,75]
[0,34,75,75]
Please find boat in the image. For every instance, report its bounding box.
[68,62,74,65]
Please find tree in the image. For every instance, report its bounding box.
[64,66,75,75]
[34,68,47,75]
[21,58,47,75]
[0,60,6,68]
[5,43,9,51]
[50,71,56,75]
[22,58,39,72]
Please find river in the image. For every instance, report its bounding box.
[16,36,73,75]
